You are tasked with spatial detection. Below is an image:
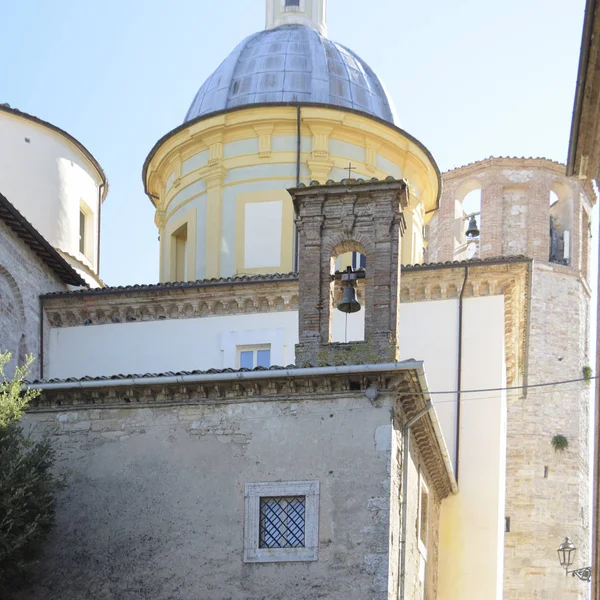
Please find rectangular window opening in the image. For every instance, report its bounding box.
[259,496,306,549]
[173,223,188,282]
[238,345,271,369]
[286,0,300,5]
[79,209,86,255]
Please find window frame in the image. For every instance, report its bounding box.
[244,480,319,563]
[237,344,271,369]
[78,200,93,262]
[417,474,429,560]
[165,208,197,283]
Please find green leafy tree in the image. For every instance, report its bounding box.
[0,352,61,595]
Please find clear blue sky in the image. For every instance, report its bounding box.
[0,0,587,286]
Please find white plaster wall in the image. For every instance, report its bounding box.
[401,296,507,600]
[48,312,298,379]
[0,112,103,273]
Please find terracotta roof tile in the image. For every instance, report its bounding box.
[0,192,88,287]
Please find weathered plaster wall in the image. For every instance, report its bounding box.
[21,395,398,600]
[0,218,66,377]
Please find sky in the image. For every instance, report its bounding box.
[0,0,588,286]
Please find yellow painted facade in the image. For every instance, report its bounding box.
[144,105,439,282]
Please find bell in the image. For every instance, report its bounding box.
[466,215,480,238]
[337,284,361,314]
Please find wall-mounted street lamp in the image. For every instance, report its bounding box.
[557,537,592,582]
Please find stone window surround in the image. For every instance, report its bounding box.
[244,480,319,563]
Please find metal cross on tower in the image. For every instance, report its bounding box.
[346,163,356,179]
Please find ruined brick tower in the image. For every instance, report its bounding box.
[290,178,409,366]
[426,157,594,600]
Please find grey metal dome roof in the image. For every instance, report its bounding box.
[184,25,398,124]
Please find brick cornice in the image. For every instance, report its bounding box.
[44,278,299,327]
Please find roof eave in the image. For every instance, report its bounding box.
[0,192,88,288]
[567,0,598,177]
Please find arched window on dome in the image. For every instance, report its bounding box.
[285,0,300,6]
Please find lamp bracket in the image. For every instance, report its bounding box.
[566,567,592,582]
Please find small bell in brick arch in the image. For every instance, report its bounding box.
[466,214,480,238]
[337,283,361,314]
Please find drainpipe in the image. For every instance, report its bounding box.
[38,296,45,380]
[293,104,301,273]
[455,265,469,480]
[96,182,104,276]
[398,401,433,600]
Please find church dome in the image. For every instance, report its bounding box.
[184,25,397,125]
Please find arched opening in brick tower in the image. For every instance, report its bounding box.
[549,182,574,266]
[454,181,481,260]
[330,243,366,344]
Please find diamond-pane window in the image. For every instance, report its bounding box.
[260,496,306,548]
[244,480,319,563]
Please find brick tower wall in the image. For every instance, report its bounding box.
[426,158,594,600]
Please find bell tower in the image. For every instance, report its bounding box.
[266,0,327,35]
[289,178,409,366]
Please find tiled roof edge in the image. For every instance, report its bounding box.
[41,272,299,298]
[0,192,88,287]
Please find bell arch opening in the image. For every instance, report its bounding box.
[329,241,366,344]
[549,182,574,266]
[454,182,481,261]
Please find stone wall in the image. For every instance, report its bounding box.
[19,389,443,600]
[0,218,66,377]
[503,264,591,600]
[426,158,593,599]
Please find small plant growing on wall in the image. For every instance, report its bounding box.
[551,434,569,452]
[583,366,593,386]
